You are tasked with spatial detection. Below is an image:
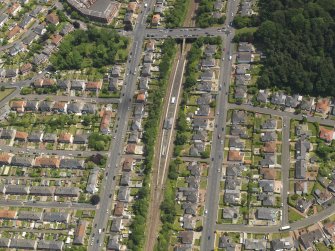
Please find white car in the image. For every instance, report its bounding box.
[204,210,208,214]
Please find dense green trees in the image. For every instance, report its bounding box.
[254,0,335,96]
[50,27,129,70]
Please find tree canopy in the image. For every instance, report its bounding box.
[50,27,129,70]
[255,0,335,96]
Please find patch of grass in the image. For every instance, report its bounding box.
[235,27,258,35]
[0,88,15,101]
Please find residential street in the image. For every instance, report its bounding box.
[281,116,290,226]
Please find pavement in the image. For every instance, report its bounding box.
[200,0,240,250]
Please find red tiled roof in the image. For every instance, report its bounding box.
[319,126,334,142]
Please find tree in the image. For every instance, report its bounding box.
[46,24,56,33]
[90,195,100,205]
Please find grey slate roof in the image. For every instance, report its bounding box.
[28,131,43,142]
[259,179,275,192]
[107,235,121,250]
[25,101,39,111]
[5,185,29,195]
[222,207,239,219]
[111,217,122,232]
[224,190,240,205]
[59,159,85,169]
[244,239,267,250]
[67,102,83,114]
[261,119,276,130]
[39,101,54,112]
[54,187,80,197]
[17,211,43,221]
[9,239,37,250]
[182,202,197,215]
[260,132,277,142]
[295,159,306,179]
[187,162,201,176]
[256,207,278,221]
[117,187,130,202]
[43,212,69,222]
[82,103,96,114]
[270,237,294,251]
[0,129,16,139]
[120,172,131,186]
[219,236,236,250]
[299,229,324,250]
[43,133,57,142]
[30,186,55,196]
[37,240,64,251]
[229,138,244,149]
[0,238,10,248]
[271,92,286,105]
[73,134,88,144]
[86,168,99,193]
[11,156,34,167]
[232,110,246,125]
[257,90,268,103]
[225,164,245,177]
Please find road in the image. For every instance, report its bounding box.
[200,0,240,249]
[88,0,157,249]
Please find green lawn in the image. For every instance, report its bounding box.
[235,27,258,35]
[315,242,330,251]
[288,207,304,223]
[0,88,15,101]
